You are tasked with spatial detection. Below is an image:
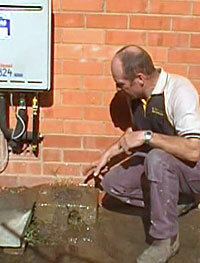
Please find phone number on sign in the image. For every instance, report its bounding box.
[0,68,12,77]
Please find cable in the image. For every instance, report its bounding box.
[10,93,26,140]
[10,93,16,112]
[11,112,26,140]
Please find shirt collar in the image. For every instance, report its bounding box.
[151,68,168,95]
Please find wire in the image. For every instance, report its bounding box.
[10,93,16,112]
[11,112,26,140]
[10,93,26,140]
[10,93,13,107]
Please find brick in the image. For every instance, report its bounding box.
[63,60,103,75]
[53,75,82,90]
[10,150,38,161]
[64,164,81,176]
[5,162,41,175]
[27,163,42,175]
[62,29,104,44]
[193,2,200,15]
[158,0,197,2]
[168,49,200,64]
[86,14,127,29]
[192,81,200,94]
[83,136,117,150]
[41,119,64,133]
[189,66,200,79]
[81,164,91,176]
[64,121,105,135]
[52,0,60,11]
[83,76,115,91]
[62,90,103,105]
[83,107,111,121]
[191,34,200,48]
[43,149,62,162]
[148,33,189,48]
[130,16,170,30]
[105,123,123,136]
[42,106,83,120]
[51,90,61,105]
[104,61,112,75]
[54,44,82,60]
[83,45,119,61]
[106,31,146,45]
[53,60,62,74]
[150,0,191,15]
[61,0,102,12]
[9,118,17,130]
[53,28,62,43]
[54,13,83,27]
[104,92,115,106]
[173,17,200,32]
[0,176,18,188]
[43,135,81,148]
[162,64,188,77]
[17,176,56,188]
[106,0,147,13]
[64,150,100,163]
[43,163,81,176]
[145,47,168,63]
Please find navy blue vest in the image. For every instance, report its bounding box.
[130,94,176,135]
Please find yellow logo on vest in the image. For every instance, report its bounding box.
[151,107,164,117]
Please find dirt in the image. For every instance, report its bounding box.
[0,185,199,263]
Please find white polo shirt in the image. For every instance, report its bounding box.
[152,68,200,139]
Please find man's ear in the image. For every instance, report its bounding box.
[136,73,146,86]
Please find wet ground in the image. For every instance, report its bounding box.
[0,185,199,263]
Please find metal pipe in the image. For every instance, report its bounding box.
[0,93,12,139]
[31,95,39,154]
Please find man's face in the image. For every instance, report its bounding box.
[111,57,143,99]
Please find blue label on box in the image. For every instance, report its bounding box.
[0,12,11,40]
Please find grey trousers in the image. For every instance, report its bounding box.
[101,149,200,239]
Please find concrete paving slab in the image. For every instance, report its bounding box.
[35,185,99,226]
[0,189,35,247]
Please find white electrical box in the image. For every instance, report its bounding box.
[0,0,51,92]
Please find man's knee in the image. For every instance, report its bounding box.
[101,169,115,194]
[145,149,169,166]
[144,149,173,182]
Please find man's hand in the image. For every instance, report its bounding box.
[83,128,145,181]
[84,153,109,179]
[119,129,145,154]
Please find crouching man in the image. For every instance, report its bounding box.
[85,45,200,263]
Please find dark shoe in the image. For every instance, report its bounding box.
[136,233,179,263]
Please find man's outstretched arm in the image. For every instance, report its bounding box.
[84,128,200,179]
[84,128,133,178]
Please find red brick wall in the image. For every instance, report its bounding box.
[1,0,200,187]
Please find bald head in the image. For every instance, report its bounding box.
[112,45,156,81]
